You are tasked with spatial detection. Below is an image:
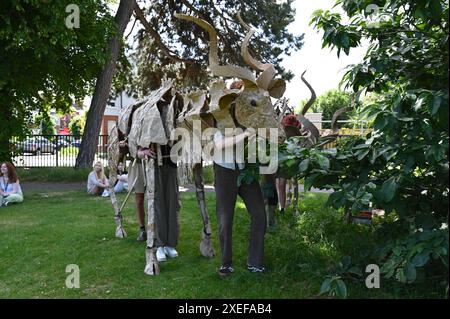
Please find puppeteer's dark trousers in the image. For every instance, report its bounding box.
[154,163,180,248]
[214,163,267,268]
[260,174,278,227]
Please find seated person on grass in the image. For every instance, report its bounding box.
[87,161,109,197]
[0,162,24,207]
[113,162,128,193]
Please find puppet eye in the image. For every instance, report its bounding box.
[250,99,257,107]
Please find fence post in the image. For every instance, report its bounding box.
[56,135,59,167]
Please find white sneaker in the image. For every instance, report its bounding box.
[164,246,178,258]
[101,189,109,197]
[156,247,167,262]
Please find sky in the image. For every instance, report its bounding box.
[280,0,369,107]
[93,0,370,108]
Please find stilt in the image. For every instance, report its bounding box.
[144,156,160,275]
[107,126,127,238]
[286,179,293,207]
[293,179,300,217]
[193,163,215,257]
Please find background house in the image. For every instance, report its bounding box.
[101,91,137,136]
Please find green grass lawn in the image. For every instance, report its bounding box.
[0,189,443,298]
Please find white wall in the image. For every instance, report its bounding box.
[304,112,323,130]
[104,91,137,116]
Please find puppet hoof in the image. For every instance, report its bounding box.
[115,226,127,238]
[199,231,215,258]
[144,247,160,275]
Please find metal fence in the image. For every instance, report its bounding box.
[309,119,369,133]
[10,135,109,168]
[10,121,369,168]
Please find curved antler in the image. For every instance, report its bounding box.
[174,12,256,83]
[331,107,353,133]
[300,70,317,115]
[237,12,276,90]
[237,13,272,72]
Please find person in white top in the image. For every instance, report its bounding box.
[213,126,268,276]
[87,161,109,197]
[113,162,128,193]
[0,162,24,207]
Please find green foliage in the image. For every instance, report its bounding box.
[321,254,373,299]
[237,163,261,187]
[319,256,363,299]
[377,229,448,284]
[309,89,356,127]
[320,276,348,299]
[34,112,56,135]
[0,0,116,160]
[202,165,214,185]
[280,0,449,287]
[69,113,87,136]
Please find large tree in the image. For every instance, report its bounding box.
[75,0,304,167]
[75,0,134,168]
[0,0,115,162]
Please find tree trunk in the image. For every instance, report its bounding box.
[0,97,14,163]
[75,0,134,168]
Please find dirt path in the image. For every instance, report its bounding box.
[22,182,85,192]
[21,182,216,193]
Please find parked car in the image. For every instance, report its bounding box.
[54,138,71,150]
[15,137,56,155]
[71,139,82,148]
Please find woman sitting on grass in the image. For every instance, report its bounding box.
[87,161,109,197]
[0,162,24,207]
[113,162,128,193]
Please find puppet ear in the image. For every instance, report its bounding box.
[268,78,286,98]
[241,79,259,90]
[218,91,239,109]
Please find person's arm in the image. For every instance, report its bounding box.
[88,172,104,188]
[137,146,156,159]
[97,175,108,188]
[3,181,19,195]
[118,141,127,148]
[214,130,256,150]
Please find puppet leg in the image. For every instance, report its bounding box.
[107,126,127,238]
[193,163,215,258]
[293,179,300,217]
[286,179,293,207]
[144,157,160,275]
[109,175,127,238]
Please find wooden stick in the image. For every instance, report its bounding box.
[119,175,139,213]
